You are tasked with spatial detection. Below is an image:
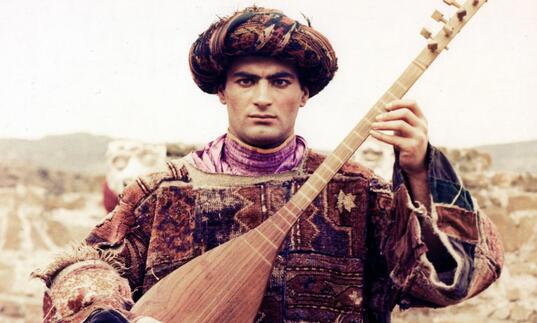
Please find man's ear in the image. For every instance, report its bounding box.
[299,86,310,107]
[217,88,226,105]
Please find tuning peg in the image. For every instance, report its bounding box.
[443,0,467,21]
[432,10,448,23]
[427,40,439,52]
[420,27,432,40]
[443,0,462,8]
[457,9,468,21]
[442,25,454,37]
[421,28,441,52]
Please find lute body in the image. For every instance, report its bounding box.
[131,1,488,321]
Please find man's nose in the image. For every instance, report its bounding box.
[253,80,272,109]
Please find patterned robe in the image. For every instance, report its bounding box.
[33,148,503,322]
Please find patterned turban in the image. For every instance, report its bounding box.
[189,6,338,97]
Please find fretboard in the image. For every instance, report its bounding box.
[270,0,487,231]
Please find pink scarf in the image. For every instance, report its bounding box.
[190,134,307,176]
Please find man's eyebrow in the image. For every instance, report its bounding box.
[230,71,297,79]
[267,71,297,80]
[230,71,259,79]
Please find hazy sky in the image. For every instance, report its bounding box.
[1,0,536,149]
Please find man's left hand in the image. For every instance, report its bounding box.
[370,99,428,176]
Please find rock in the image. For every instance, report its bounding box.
[44,193,86,210]
[0,299,24,318]
[491,305,511,320]
[491,172,514,188]
[462,173,489,189]
[440,147,492,173]
[0,261,15,293]
[25,302,43,322]
[509,262,537,276]
[512,173,537,192]
[0,161,103,194]
[165,142,197,158]
[527,248,537,269]
[488,189,509,208]
[510,303,534,322]
[507,193,537,213]
[506,287,521,301]
[485,208,526,252]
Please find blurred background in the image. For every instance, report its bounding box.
[1,0,536,322]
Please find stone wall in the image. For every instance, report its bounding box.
[0,144,535,322]
[0,163,105,322]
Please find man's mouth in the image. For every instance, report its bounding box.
[249,114,276,119]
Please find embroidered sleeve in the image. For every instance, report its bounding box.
[368,145,503,309]
[40,258,134,322]
[32,172,161,322]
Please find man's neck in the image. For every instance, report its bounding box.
[226,131,296,154]
[189,133,307,175]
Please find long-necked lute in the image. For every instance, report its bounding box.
[131,1,488,321]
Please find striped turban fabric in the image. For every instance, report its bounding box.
[189,6,338,97]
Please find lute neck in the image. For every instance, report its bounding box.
[268,52,434,232]
[268,0,487,233]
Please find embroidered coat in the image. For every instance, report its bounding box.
[34,148,503,322]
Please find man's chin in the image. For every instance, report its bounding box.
[242,134,288,149]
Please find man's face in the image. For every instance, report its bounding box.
[218,56,309,149]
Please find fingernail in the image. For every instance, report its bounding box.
[375,114,384,121]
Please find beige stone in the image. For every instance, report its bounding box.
[441,147,492,173]
[0,299,24,318]
[526,248,537,273]
[45,218,92,247]
[491,172,514,188]
[492,305,511,320]
[512,173,537,193]
[473,190,489,208]
[486,208,528,252]
[488,189,509,208]
[507,193,537,213]
[24,302,43,322]
[509,262,537,276]
[462,173,489,189]
[506,287,521,301]
[0,262,14,293]
[510,303,534,322]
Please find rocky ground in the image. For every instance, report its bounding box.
[0,141,536,322]
[0,163,105,322]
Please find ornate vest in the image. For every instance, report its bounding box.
[129,152,375,322]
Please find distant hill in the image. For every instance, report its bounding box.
[476,140,537,173]
[0,133,535,175]
[0,133,111,175]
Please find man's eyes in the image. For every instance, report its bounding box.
[236,79,254,86]
[234,78,292,87]
[272,79,291,87]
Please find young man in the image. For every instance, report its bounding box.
[34,6,503,323]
